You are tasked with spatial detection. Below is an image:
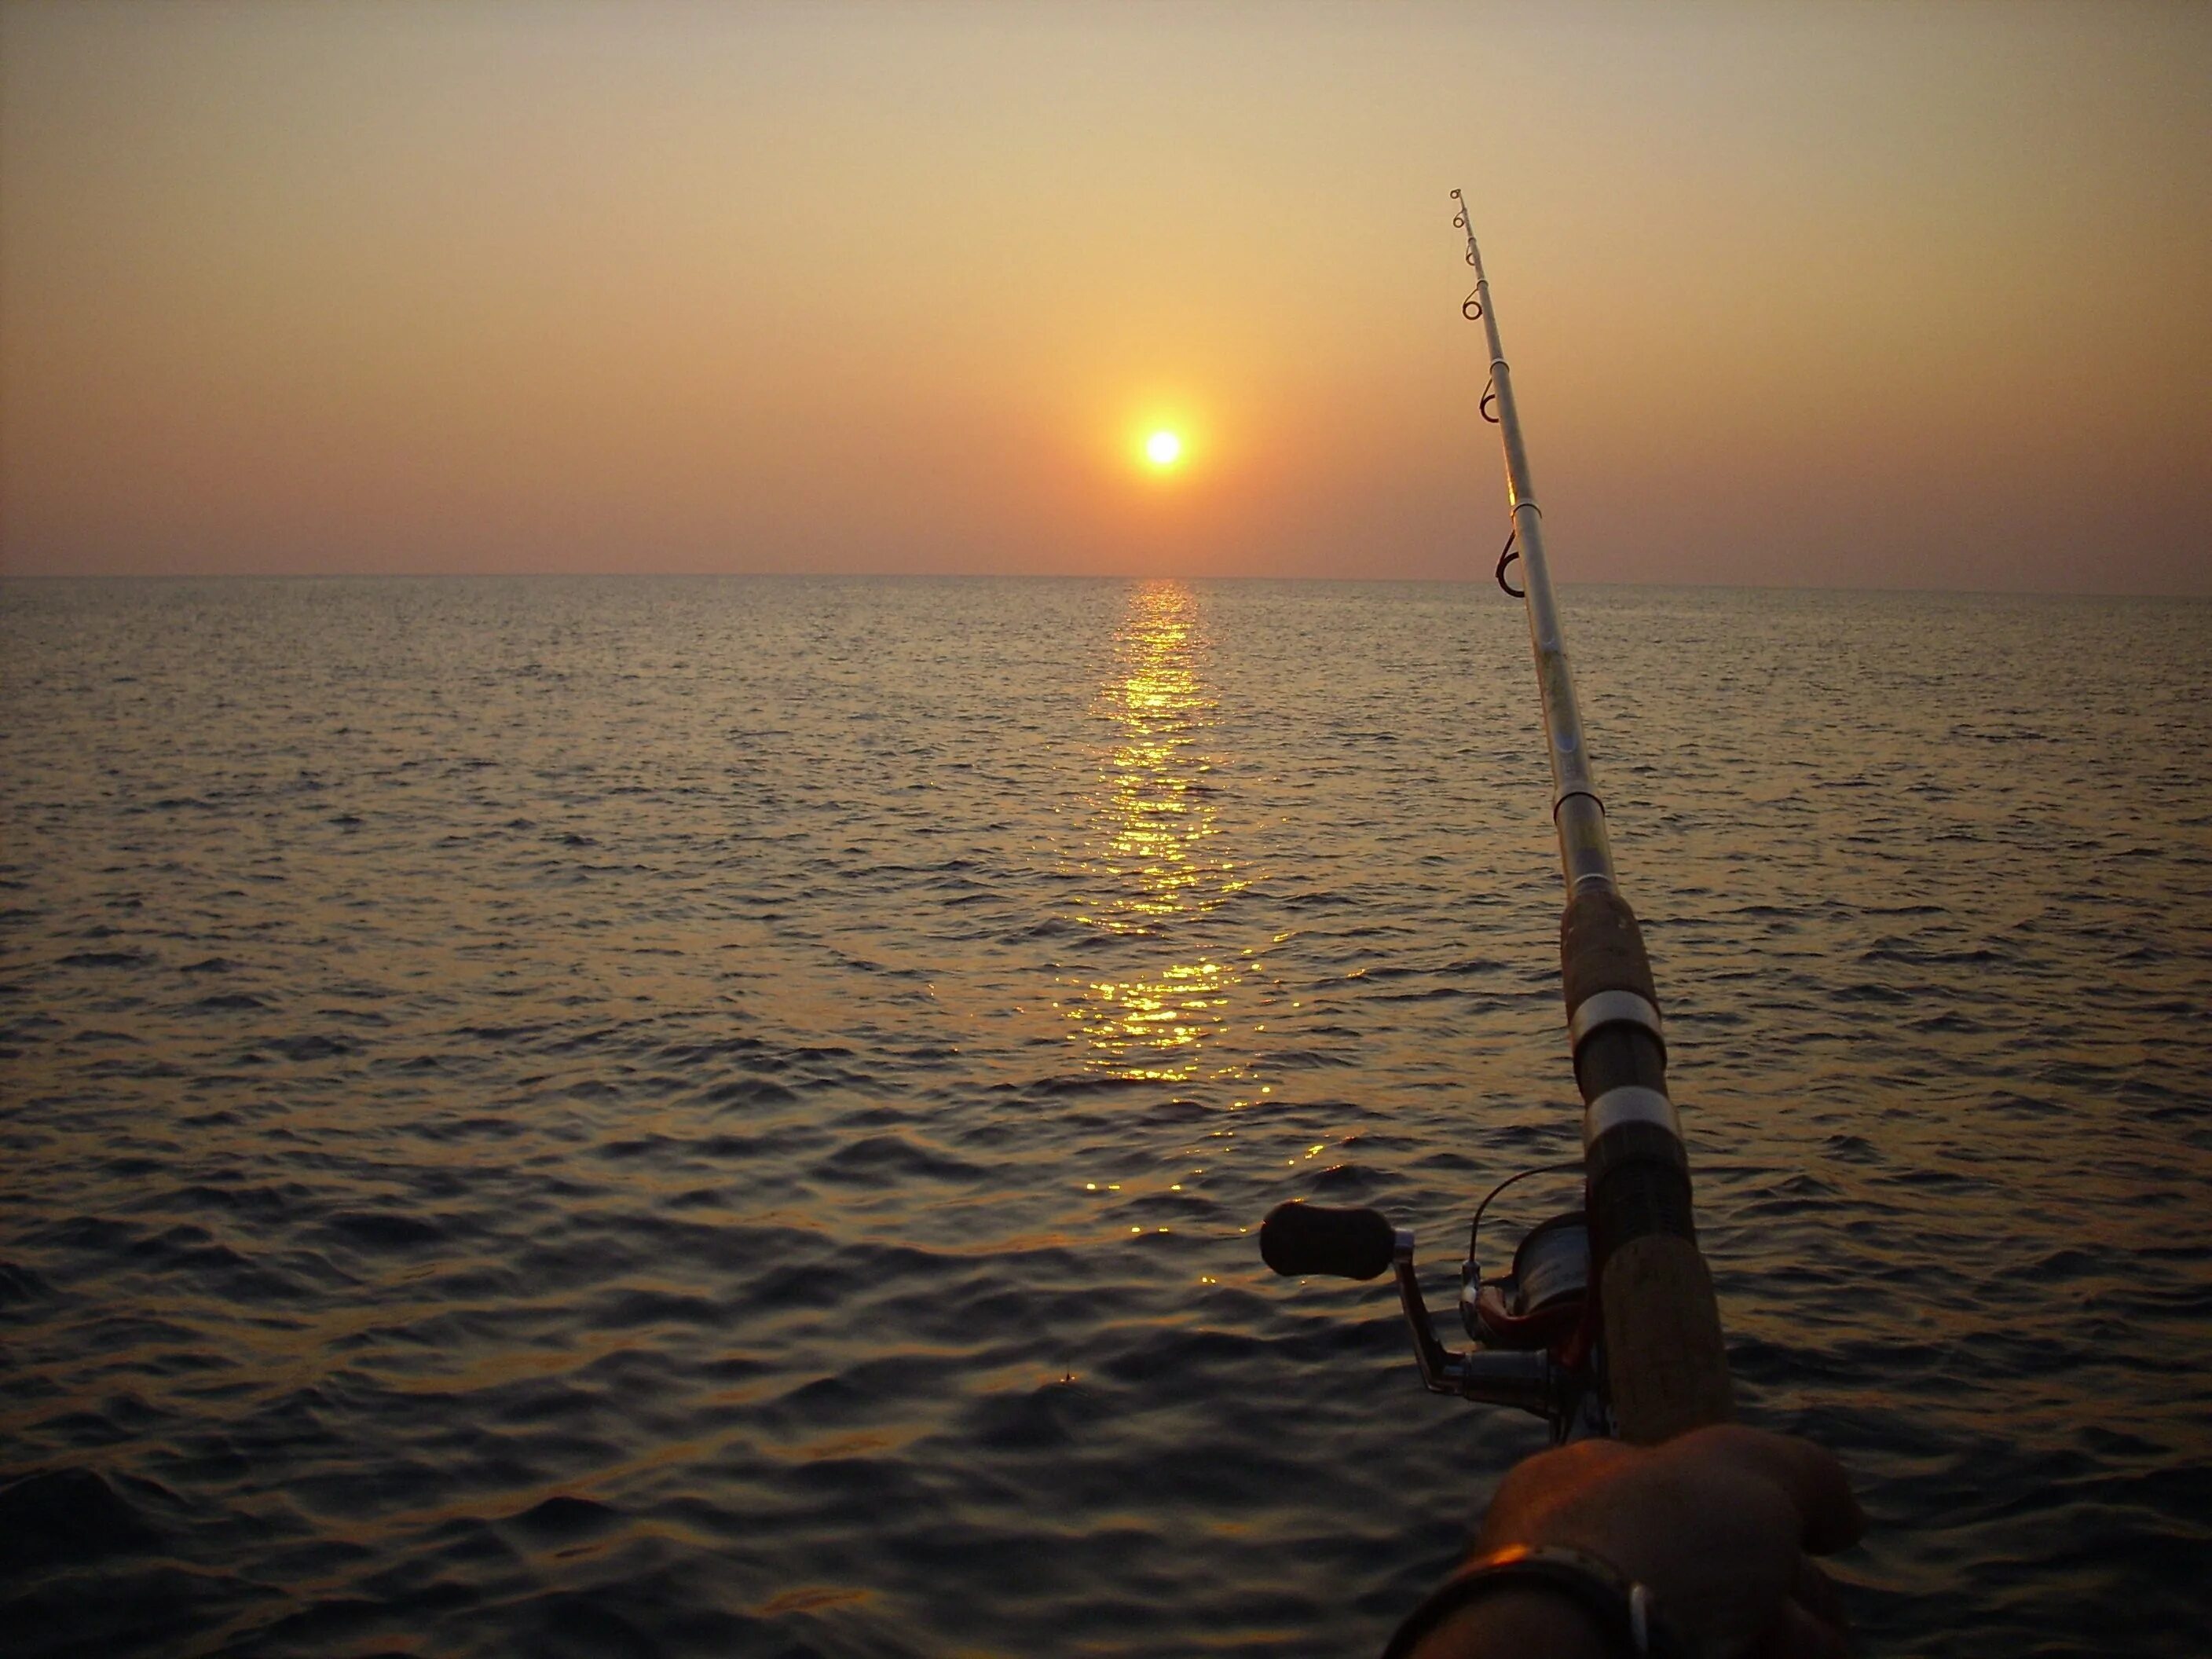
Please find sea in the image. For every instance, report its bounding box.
[2,576,2207,1657]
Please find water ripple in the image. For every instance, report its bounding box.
[2,577,2207,1655]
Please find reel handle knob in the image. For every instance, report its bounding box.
[1259,1201,1397,1281]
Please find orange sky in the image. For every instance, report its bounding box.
[2,1,2207,591]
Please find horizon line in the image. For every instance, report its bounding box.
[2,569,2207,602]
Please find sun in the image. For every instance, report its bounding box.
[1144,430,1183,467]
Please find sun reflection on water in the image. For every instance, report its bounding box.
[1064,580,1248,1082]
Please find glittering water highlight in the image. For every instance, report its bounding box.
[1064,581,1251,1085]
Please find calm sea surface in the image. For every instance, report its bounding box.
[2,577,2207,1657]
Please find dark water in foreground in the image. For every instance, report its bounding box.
[2,577,2207,1657]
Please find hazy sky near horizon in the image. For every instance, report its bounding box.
[2,2,2207,591]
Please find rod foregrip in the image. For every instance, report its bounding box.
[1600,1234,1732,1442]
[1562,889,1734,1443]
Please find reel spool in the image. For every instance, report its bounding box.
[1466,1210,1589,1352]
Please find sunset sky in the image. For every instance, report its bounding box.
[2,2,2206,591]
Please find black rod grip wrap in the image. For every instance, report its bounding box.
[1258,1202,1396,1281]
[1574,1024,1667,1102]
[1587,1122,1696,1248]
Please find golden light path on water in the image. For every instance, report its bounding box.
[1061,580,1251,1082]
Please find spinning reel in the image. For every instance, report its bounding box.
[1259,1163,1606,1441]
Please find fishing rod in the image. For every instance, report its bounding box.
[1256,192,1732,1445]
